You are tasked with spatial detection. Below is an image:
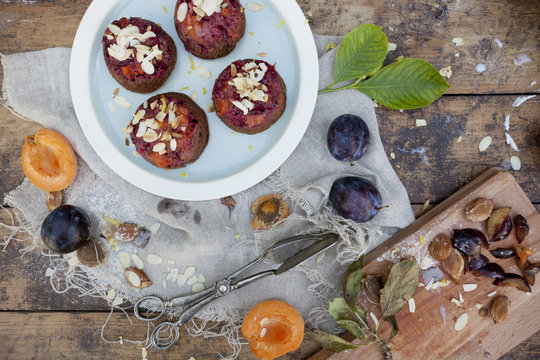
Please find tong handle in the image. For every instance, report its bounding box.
[177,291,221,325]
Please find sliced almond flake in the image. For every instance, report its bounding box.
[231,63,237,76]
[418,283,425,287]
[112,295,124,306]
[167,259,175,265]
[192,283,205,293]
[108,102,117,112]
[113,95,132,109]
[177,274,187,286]
[116,259,124,272]
[150,100,158,110]
[141,61,155,75]
[191,90,199,102]
[198,274,206,283]
[475,303,483,309]
[369,312,379,326]
[207,102,215,113]
[390,152,396,159]
[257,52,269,58]
[259,318,270,327]
[459,292,464,303]
[45,268,55,277]
[106,289,116,300]
[193,6,206,18]
[127,270,142,287]
[478,136,492,152]
[170,139,177,151]
[166,268,179,282]
[231,100,249,115]
[184,266,196,279]
[463,284,477,292]
[454,313,468,331]
[149,223,160,234]
[416,119,427,127]
[425,278,435,291]
[108,24,121,35]
[439,66,452,78]
[156,111,167,122]
[510,156,521,171]
[133,150,141,157]
[260,327,267,338]
[487,291,497,297]
[187,275,199,285]
[132,254,144,269]
[388,43,397,51]
[451,298,462,307]
[118,251,131,269]
[408,298,416,313]
[456,135,463,143]
[171,116,182,129]
[246,2,263,11]
[316,252,325,263]
[143,129,158,143]
[177,2,188,22]
[147,254,163,265]
[158,148,167,155]
[121,127,130,137]
[153,142,166,153]
[194,66,212,79]
[452,37,464,46]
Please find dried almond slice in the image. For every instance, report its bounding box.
[118,251,131,269]
[125,267,152,288]
[184,266,196,279]
[177,2,188,22]
[131,254,144,269]
[454,313,468,331]
[195,66,212,79]
[147,254,163,265]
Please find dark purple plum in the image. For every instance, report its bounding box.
[329,177,382,223]
[452,229,486,256]
[493,273,531,292]
[514,215,529,244]
[469,254,489,271]
[327,114,370,161]
[472,263,505,279]
[490,247,517,259]
[41,205,91,253]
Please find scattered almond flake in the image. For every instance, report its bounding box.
[184,266,196,279]
[418,283,425,287]
[452,37,464,46]
[494,38,503,48]
[113,87,120,96]
[510,156,521,170]
[451,298,462,307]
[181,172,188,178]
[257,52,269,58]
[504,115,511,131]
[512,94,536,107]
[146,254,162,265]
[425,278,434,291]
[475,63,487,73]
[419,236,425,246]
[475,303,483,309]
[455,53,460,57]
[390,152,395,159]
[505,133,520,152]
[118,251,131,268]
[153,142,166,153]
[133,150,141,157]
[487,291,497,297]
[167,259,175,265]
[108,102,117,112]
[246,2,263,11]
[421,199,430,212]
[454,313,468,331]
[198,274,206,283]
[177,274,187,286]
[325,43,336,52]
[187,275,199,286]
[408,298,416,313]
[439,66,452,78]
[421,257,430,268]
[192,283,205,293]
[131,254,144,269]
[388,43,397,51]
[191,90,199,102]
[416,119,427,127]
[115,259,124,272]
[260,327,267,338]
[456,135,463,143]
[388,26,394,32]
[113,95,132,109]
[189,358,195,360]
[478,136,492,152]
[194,66,212,79]
[170,138,177,151]
[142,348,148,360]
[112,295,124,306]
[166,268,179,282]
[149,223,160,234]
[45,268,55,277]
[106,289,116,300]
[206,102,215,113]
[369,312,379,326]
[513,54,532,66]
[141,61,155,75]
[377,230,383,236]
[277,20,285,29]
[119,336,123,344]
[463,284,477,292]
[459,292,464,303]
[316,252,325,263]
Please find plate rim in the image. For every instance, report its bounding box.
[69,0,319,201]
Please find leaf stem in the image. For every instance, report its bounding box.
[318,83,357,94]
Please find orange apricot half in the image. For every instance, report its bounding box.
[21,129,77,192]
[241,300,304,360]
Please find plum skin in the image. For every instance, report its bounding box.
[329,176,382,223]
[41,205,91,253]
[327,114,370,161]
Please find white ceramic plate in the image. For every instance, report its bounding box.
[70,0,318,200]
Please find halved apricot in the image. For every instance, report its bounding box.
[21,129,77,192]
[241,300,304,360]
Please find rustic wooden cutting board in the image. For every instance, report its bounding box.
[309,168,540,360]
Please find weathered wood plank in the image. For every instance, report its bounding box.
[0,0,538,94]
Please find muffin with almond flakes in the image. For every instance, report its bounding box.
[126,93,209,169]
[102,17,177,93]
[212,59,287,134]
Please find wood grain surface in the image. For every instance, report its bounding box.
[0,0,539,359]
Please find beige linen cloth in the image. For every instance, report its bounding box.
[0,35,414,357]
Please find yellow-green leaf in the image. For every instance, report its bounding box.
[337,320,369,341]
[355,58,450,109]
[306,330,358,352]
[341,255,364,307]
[380,259,420,318]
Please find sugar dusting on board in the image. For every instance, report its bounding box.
[476,63,487,73]
[397,146,429,165]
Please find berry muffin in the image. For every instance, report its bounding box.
[126,93,209,169]
[174,0,246,59]
[212,59,287,134]
[102,17,177,93]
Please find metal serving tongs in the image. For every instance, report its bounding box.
[133,232,339,350]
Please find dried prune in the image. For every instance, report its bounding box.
[41,205,91,254]
[428,234,452,260]
[469,254,489,271]
[327,114,370,161]
[464,198,493,222]
[515,258,535,286]
[440,248,465,283]
[493,273,531,293]
[472,263,505,279]
[487,207,512,242]
[490,295,510,324]
[453,229,487,256]
[490,247,517,259]
[329,177,383,223]
[514,215,529,244]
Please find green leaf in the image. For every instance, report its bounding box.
[306,330,358,352]
[383,315,399,340]
[334,24,388,84]
[355,58,451,109]
[341,255,364,307]
[380,259,420,318]
[337,320,369,341]
[329,298,362,322]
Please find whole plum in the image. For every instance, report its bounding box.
[329,177,382,223]
[41,205,91,253]
[327,114,370,161]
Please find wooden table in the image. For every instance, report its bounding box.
[0,0,538,359]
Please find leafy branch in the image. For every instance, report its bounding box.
[307,256,420,359]
[320,24,450,110]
